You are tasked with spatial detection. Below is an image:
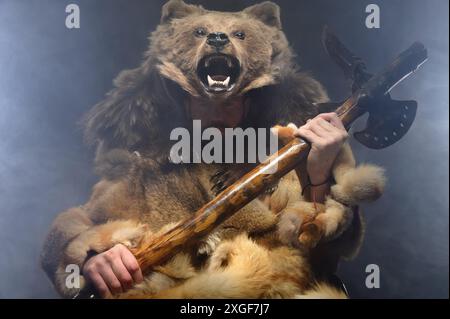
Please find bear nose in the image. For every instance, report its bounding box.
[206,32,230,50]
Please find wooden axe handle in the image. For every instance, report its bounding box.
[132,138,311,271]
[132,93,365,273]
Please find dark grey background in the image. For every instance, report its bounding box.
[0,0,448,298]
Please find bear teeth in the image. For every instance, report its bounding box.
[207,75,214,86]
[207,75,231,87]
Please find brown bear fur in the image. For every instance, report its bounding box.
[40,0,385,299]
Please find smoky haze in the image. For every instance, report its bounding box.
[0,0,448,298]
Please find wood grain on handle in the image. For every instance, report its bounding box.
[132,138,310,273]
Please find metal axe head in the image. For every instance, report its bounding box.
[353,97,417,149]
[322,26,426,150]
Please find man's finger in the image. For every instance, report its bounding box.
[307,121,330,138]
[317,113,346,130]
[99,264,123,295]
[121,249,144,284]
[89,272,111,298]
[316,118,336,133]
[110,258,134,290]
[295,127,324,145]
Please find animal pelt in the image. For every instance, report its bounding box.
[40,0,386,299]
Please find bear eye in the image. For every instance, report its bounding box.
[194,27,207,37]
[233,31,246,40]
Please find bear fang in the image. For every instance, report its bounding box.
[180,303,214,317]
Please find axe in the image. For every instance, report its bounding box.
[75,29,427,299]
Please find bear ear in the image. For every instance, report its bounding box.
[161,0,203,23]
[243,1,281,29]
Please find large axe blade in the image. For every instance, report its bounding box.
[322,27,427,149]
[353,99,417,149]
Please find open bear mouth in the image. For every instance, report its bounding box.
[197,54,240,93]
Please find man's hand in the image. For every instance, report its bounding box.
[82,243,143,298]
[295,112,348,186]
